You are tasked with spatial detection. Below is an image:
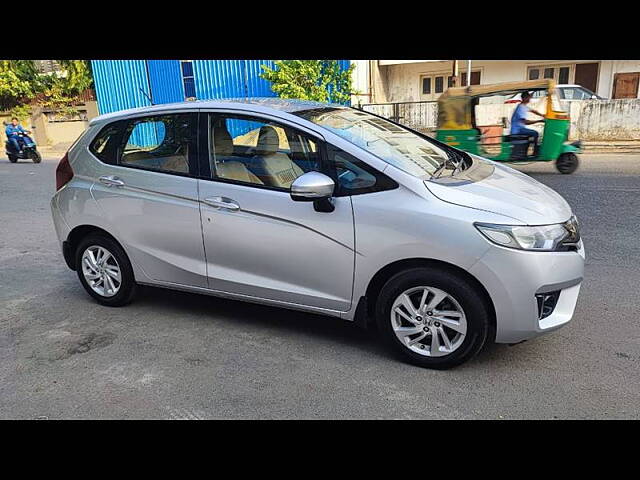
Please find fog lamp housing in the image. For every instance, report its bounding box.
[536,291,560,320]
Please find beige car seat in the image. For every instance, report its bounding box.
[121,144,189,173]
[249,126,304,188]
[212,124,263,185]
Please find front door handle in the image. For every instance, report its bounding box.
[203,196,240,211]
[99,175,125,187]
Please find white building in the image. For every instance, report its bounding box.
[351,60,640,104]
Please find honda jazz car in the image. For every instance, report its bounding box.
[51,98,584,369]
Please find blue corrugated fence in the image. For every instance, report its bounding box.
[91,60,351,116]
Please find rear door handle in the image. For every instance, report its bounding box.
[99,175,125,187]
[203,196,240,211]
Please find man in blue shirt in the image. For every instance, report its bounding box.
[5,117,31,153]
[510,92,545,156]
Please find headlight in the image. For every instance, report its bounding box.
[475,216,580,251]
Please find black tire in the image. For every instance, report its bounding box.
[31,151,42,163]
[8,154,17,163]
[555,152,579,174]
[75,234,137,307]
[375,268,491,369]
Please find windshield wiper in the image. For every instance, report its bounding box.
[432,153,464,179]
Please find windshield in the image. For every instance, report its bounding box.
[294,107,457,178]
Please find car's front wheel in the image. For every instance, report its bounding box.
[75,234,137,306]
[376,268,491,369]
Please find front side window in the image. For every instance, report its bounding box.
[120,113,197,175]
[209,115,320,189]
[328,144,398,196]
[295,108,454,179]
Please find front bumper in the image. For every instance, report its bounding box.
[469,239,585,343]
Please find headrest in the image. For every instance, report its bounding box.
[213,125,234,156]
[255,125,280,155]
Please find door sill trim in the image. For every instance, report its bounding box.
[136,280,348,318]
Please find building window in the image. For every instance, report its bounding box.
[434,76,444,93]
[461,71,481,86]
[181,60,196,100]
[422,77,431,94]
[420,71,480,100]
[528,64,573,85]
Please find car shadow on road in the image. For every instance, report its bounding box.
[135,284,397,362]
[132,284,519,370]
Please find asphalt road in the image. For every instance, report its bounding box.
[1,154,639,419]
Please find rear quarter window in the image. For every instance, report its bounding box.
[88,121,126,164]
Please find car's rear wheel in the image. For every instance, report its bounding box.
[556,152,579,174]
[75,234,136,306]
[376,268,490,369]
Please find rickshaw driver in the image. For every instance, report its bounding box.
[511,91,545,156]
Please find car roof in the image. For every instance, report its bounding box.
[89,97,345,126]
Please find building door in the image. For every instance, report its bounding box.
[575,63,599,93]
[612,73,640,99]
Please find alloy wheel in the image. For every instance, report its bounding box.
[81,245,122,297]
[390,286,467,357]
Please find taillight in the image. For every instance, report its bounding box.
[56,153,73,190]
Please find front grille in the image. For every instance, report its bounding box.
[536,291,560,320]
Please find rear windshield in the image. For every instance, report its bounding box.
[294,107,452,178]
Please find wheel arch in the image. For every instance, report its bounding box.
[360,257,496,340]
[63,224,124,271]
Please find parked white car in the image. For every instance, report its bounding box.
[506,85,605,103]
[51,98,585,369]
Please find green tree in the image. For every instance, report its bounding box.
[0,60,94,119]
[260,60,355,104]
[0,60,39,112]
[55,60,94,96]
[38,60,94,117]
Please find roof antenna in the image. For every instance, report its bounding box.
[140,88,154,106]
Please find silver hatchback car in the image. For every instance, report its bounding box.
[51,98,585,368]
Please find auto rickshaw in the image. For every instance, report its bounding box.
[435,79,581,174]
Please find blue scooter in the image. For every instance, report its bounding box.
[5,131,42,163]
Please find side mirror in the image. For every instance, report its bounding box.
[290,171,335,201]
[290,171,335,213]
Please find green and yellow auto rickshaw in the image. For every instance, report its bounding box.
[435,79,581,174]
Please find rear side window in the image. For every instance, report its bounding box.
[119,113,198,176]
[89,121,125,164]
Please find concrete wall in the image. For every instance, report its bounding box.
[362,98,640,141]
[2,101,97,149]
[573,99,640,140]
[44,121,88,145]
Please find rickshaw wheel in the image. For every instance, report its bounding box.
[556,153,579,174]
